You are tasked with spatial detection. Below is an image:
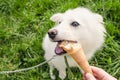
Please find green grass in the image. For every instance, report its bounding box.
[0,0,120,80]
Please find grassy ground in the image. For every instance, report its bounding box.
[0,0,120,80]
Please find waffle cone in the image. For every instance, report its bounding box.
[60,41,92,74]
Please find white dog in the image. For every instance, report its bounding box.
[42,7,106,80]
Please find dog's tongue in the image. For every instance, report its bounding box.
[55,43,66,55]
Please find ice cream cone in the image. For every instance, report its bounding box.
[60,41,93,74]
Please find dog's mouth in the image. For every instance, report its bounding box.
[55,40,77,55]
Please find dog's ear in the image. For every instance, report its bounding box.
[50,13,62,22]
[94,14,104,24]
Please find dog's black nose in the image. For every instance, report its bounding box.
[48,29,57,39]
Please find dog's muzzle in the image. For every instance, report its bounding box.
[48,29,66,55]
[48,29,77,55]
[48,29,57,39]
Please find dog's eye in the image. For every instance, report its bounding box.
[71,21,79,27]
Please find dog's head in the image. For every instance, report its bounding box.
[48,7,106,56]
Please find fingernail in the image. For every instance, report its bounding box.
[86,73,91,78]
[86,73,96,80]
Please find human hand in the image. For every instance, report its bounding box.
[83,66,117,80]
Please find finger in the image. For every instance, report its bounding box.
[82,73,86,80]
[90,66,117,80]
[82,76,85,80]
[91,66,108,77]
[85,73,96,80]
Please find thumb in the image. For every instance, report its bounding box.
[86,73,96,80]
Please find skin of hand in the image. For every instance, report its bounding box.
[83,66,117,80]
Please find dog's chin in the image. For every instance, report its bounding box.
[54,40,77,55]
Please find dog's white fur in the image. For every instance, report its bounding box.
[42,7,106,80]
